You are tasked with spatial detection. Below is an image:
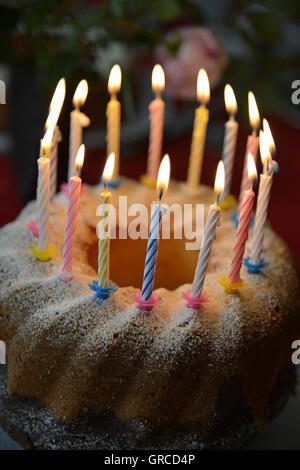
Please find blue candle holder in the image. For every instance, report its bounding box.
[100,176,123,189]
[89,280,118,299]
[244,257,269,274]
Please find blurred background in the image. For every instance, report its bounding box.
[0,0,300,265]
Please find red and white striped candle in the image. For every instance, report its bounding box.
[60,145,85,280]
[237,92,260,213]
[146,65,165,182]
[229,153,257,284]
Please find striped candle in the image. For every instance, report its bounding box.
[229,186,255,283]
[61,176,82,277]
[186,69,210,192]
[249,173,273,265]
[238,92,260,214]
[141,202,162,300]
[191,161,224,299]
[50,126,61,202]
[191,204,220,298]
[97,190,111,288]
[237,133,259,213]
[146,65,165,181]
[220,85,238,201]
[37,157,50,251]
[107,65,122,181]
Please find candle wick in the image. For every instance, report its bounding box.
[158,187,163,202]
[105,181,108,193]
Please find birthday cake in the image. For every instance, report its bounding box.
[0,178,299,450]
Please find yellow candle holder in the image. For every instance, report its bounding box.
[219,276,245,294]
[218,194,237,210]
[31,243,57,262]
[140,174,156,188]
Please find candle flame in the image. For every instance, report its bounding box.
[103,153,115,183]
[197,69,210,104]
[46,78,66,129]
[224,84,237,115]
[152,64,165,94]
[248,91,260,130]
[247,153,257,181]
[263,118,275,155]
[214,161,225,195]
[75,144,85,169]
[259,130,271,166]
[41,127,54,157]
[157,154,170,192]
[108,64,122,95]
[73,79,88,107]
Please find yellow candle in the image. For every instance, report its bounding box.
[187,69,210,192]
[107,65,122,181]
[98,153,115,288]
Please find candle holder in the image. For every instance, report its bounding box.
[30,243,57,262]
[218,194,237,210]
[219,276,245,294]
[133,291,160,311]
[89,280,118,299]
[140,174,156,189]
[182,290,209,309]
[244,257,269,274]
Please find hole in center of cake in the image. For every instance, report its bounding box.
[87,231,199,291]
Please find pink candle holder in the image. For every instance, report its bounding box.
[182,290,209,309]
[133,291,160,311]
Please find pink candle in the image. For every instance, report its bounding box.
[146,65,165,182]
[60,145,85,281]
[238,92,260,213]
[229,153,257,284]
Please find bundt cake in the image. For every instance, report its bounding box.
[0,178,299,450]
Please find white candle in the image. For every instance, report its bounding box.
[191,161,224,299]
[146,65,165,182]
[37,156,50,251]
[220,84,238,201]
[68,80,90,180]
[250,130,277,265]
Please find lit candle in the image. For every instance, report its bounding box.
[237,92,260,213]
[68,80,90,180]
[60,145,85,281]
[263,118,276,158]
[141,154,170,302]
[98,153,115,288]
[37,128,53,252]
[220,84,238,202]
[227,154,257,287]
[249,130,277,266]
[107,65,122,182]
[146,64,165,183]
[188,161,224,304]
[46,78,66,202]
[186,69,210,192]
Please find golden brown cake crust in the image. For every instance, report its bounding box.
[0,179,299,442]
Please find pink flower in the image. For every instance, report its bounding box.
[155,27,227,100]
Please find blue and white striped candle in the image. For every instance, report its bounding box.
[220,85,238,202]
[141,155,170,301]
[250,130,277,265]
[191,161,224,299]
